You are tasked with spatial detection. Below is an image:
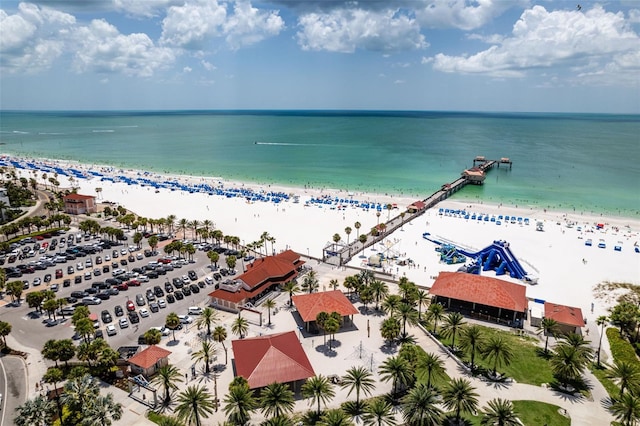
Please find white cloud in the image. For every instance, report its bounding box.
[160,0,227,50]
[160,0,283,51]
[183,66,192,73]
[72,19,175,77]
[430,5,640,85]
[0,3,75,73]
[297,8,428,53]
[415,0,523,31]
[393,79,405,84]
[223,1,284,49]
[628,9,640,23]
[201,60,217,71]
[113,0,182,18]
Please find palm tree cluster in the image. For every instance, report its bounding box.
[15,373,122,426]
[549,332,593,389]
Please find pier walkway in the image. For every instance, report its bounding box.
[323,158,500,266]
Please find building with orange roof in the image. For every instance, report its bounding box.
[208,250,304,312]
[407,200,426,213]
[127,345,172,377]
[292,290,359,331]
[429,271,527,328]
[544,302,585,334]
[63,193,97,214]
[232,331,315,390]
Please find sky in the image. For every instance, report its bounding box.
[1,0,639,113]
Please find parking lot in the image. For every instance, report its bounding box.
[0,228,241,352]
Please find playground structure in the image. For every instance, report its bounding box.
[423,233,536,283]
[436,244,467,264]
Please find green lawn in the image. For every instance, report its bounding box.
[435,324,555,386]
[512,401,571,426]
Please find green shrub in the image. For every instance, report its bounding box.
[606,328,638,365]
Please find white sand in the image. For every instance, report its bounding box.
[10,157,640,322]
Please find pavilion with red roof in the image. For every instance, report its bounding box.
[544,302,585,334]
[231,331,315,390]
[127,345,172,378]
[208,250,304,312]
[429,272,527,327]
[292,290,359,331]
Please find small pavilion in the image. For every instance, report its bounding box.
[292,290,359,332]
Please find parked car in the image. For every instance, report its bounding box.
[126,300,136,311]
[106,324,117,336]
[74,275,83,284]
[139,308,150,318]
[119,318,129,329]
[166,294,176,304]
[157,299,166,309]
[101,310,112,323]
[128,311,140,324]
[114,305,124,317]
[82,296,101,305]
[135,294,145,306]
[178,315,193,324]
[188,307,202,315]
[173,290,184,300]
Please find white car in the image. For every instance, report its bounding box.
[150,326,170,336]
[178,315,193,324]
[204,276,213,285]
[76,262,84,271]
[139,308,150,318]
[182,275,190,284]
[188,306,203,315]
[106,324,117,336]
[136,253,144,260]
[105,254,111,261]
[118,318,129,329]
[157,299,166,309]
[138,275,149,283]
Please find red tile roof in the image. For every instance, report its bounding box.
[63,193,95,200]
[127,345,171,369]
[544,302,585,328]
[292,290,359,323]
[208,250,303,303]
[410,201,426,210]
[231,331,315,389]
[430,272,527,312]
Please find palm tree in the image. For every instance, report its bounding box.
[302,270,319,293]
[152,364,184,405]
[479,398,520,426]
[536,317,560,354]
[144,328,162,345]
[224,380,257,425]
[362,398,396,426]
[354,221,361,239]
[264,299,277,326]
[166,312,181,341]
[380,317,401,345]
[260,382,295,419]
[596,315,609,366]
[213,325,229,364]
[192,340,217,374]
[427,303,445,334]
[379,355,412,397]
[607,360,640,396]
[369,280,389,310]
[84,393,123,426]
[345,226,352,244]
[561,332,593,365]
[282,281,300,306]
[397,302,419,335]
[441,312,466,349]
[419,352,446,389]
[43,367,64,420]
[61,374,99,419]
[550,344,585,388]
[341,366,376,409]
[320,409,353,426]
[14,395,54,426]
[482,335,514,378]
[608,392,640,426]
[196,307,218,336]
[302,375,335,416]
[232,316,249,339]
[459,325,483,371]
[442,378,479,425]
[400,383,443,426]
[178,218,189,239]
[175,385,217,426]
[415,290,429,321]
[382,294,402,317]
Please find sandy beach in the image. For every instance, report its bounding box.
[6,155,640,321]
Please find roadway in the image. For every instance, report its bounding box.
[0,355,27,426]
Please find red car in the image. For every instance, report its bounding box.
[127,279,140,287]
[116,282,129,291]
[126,300,136,311]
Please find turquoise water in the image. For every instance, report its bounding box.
[1,110,639,218]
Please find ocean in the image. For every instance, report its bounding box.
[1,110,639,218]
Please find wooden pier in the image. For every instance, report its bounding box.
[323,156,508,266]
